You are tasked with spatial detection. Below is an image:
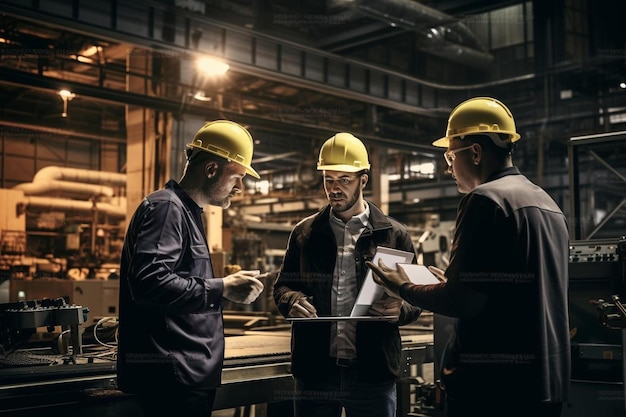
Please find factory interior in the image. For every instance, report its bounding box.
[0,0,625,415]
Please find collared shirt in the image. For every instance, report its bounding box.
[328,204,371,361]
[273,201,422,381]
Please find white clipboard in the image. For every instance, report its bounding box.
[350,246,415,316]
[396,264,442,285]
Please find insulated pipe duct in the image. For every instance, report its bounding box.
[32,166,126,187]
[418,39,494,68]
[22,196,127,219]
[350,0,494,68]
[13,166,127,199]
[14,180,115,198]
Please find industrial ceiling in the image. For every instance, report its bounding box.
[0,0,625,226]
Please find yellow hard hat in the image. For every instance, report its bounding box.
[317,132,370,172]
[432,97,521,148]
[187,120,260,179]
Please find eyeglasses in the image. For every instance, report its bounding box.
[324,176,360,186]
[443,145,475,166]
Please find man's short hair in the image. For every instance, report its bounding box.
[464,134,515,157]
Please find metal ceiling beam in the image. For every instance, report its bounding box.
[315,21,399,50]
[0,66,439,153]
[0,0,451,116]
[0,119,126,143]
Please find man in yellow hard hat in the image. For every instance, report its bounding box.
[117,120,266,417]
[367,98,570,417]
[273,132,422,417]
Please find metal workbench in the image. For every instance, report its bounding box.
[0,330,434,417]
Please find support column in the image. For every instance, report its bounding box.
[126,48,158,219]
[364,103,389,214]
[369,145,389,215]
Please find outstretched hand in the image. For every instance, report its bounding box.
[222,270,266,304]
[365,259,411,298]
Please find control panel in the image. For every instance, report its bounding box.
[569,241,619,263]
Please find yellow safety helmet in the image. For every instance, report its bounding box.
[432,97,521,148]
[186,120,260,179]
[317,132,370,173]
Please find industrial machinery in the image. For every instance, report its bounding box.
[0,297,89,366]
[564,131,626,417]
[595,292,626,411]
[0,167,126,280]
[568,239,624,383]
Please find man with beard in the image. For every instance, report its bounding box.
[117,120,266,417]
[273,133,422,417]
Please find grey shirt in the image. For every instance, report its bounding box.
[328,204,371,361]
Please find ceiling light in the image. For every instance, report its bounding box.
[193,91,212,101]
[196,56,229,76]
[79,45,101,57]
[58,89,74,99]
[71,54,94,64]
[58,89,75,118]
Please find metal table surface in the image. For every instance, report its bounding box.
[0,330,433,416]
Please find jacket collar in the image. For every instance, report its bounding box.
[165,179,203,214]
[485,166,521,183]
[312,201,391,232]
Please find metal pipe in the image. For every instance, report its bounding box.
[23,196,127,219]
[13,166,127,199]
[32,166,127,186]
[13,180,114,198]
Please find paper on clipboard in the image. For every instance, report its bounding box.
[396,264,442,285]
[351,246,415,316]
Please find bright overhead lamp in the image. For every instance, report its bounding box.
[196,56,230,76]
[72,45,102,64]
[193,91,212,101]
[58,89,75,118]
[79,45,102,57]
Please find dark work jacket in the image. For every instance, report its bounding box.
[273,201,422,382]
[399,167,570,403]
[117,180,225,394]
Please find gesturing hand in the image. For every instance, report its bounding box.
[365,259,411,298]
[222,270,266,304]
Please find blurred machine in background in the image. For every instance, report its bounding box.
[0,167,126,308]
[566,238,626,417]
[564,131,626,417]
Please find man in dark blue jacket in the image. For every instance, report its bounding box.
[117,120,265,417]
[273,133,422,417]
[368,97,570,417]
